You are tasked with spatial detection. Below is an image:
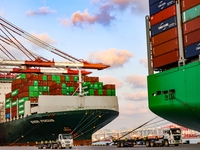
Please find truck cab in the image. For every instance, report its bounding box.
[163,128,182,146]
[58,133,73,149]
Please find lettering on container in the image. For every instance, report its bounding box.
[30,119,55,124]
[158,1,175,10]
[158,1,166,9]
[196,43,200,51]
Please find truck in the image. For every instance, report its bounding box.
[37,133,73,149]
[115,128,182,148]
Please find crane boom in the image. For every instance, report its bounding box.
[0,59,109,70]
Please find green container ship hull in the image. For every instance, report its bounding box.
[148,61,200,131]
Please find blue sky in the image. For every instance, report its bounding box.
[0,0,170,130]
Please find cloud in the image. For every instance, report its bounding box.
[140,58,148,68]
[120,102,149,115]
[125,74,147,88]
[124,91,148,101]
[112,0,148,14]
[26,6,57,16]
[60,0,148,27]
[60,6,115,27]
[31,32,56,44]
[88,48,133,68]
[99,76,123,88]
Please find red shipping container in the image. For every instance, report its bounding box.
[184,29,200,46]
[152,27,178,47]
[181,0,200,12]
[153,38,179,57]
[11,111,17,118]
[150,5,176,26]
[11,106,17,111]
[5,93,11,99]
[5,108,10,113]
[42,81,48,86]
[183,17,200,35]
[153,50,179,68]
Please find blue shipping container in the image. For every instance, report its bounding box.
[150,0,176,16]
[185,42,200,58]
[151,16,177,36]
[149,0,160,6]
[6,113,10,119]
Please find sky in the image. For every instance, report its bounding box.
[0,0,172,130]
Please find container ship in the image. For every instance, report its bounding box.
[0,17,119,146]
[146,0,200,131]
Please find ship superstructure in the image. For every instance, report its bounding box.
[146,0,200,131]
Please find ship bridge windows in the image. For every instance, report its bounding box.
[151,89,176,100]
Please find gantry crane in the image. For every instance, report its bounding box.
[0,16,109,74]
[0,16,110,95]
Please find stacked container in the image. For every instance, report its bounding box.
[149,0,179,68]
[181,0,200,58]
[5,73,116,119]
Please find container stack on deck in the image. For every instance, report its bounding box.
[149,0,179,69]
[149,0,200,69]
[182,0,200,58]
[4,73,116,120]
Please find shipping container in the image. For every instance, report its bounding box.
[153,38,179,57]
[152,27,178,47]
[5,113,10,119]
[150,0,175,16]
[184,29,200,46]
[149,0,160,6]
[150,5,176,26]
[183,17,200,34]
[182,4,200,23]
[184,42,200,58]
[151,16,177,36]
[181,0,200,12]
[153,50,179,68]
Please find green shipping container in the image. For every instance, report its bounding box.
[5,103,10,109]
[42,86,49,91]
[16,73,26,79]
[18,104,24,110]
[74,76,78,82]
[69,87,74,92]
[111,90,116,96]
[29,86,39,92]
[182,4,200,23]
[65,75,70,81]
[61,83,66,88]
[33,80,38,86]
[29,91,38,97]
[52,75,57,81]
[11,101,17,106]
[93,83,99,89]
[89,89,94,95]
[38,86,43,92]
[11,89,18,96]
[42,75,47,80]
[98,89,103,95]
[62,89,67,95]
[18,110,24,115]
[18,97,29,104]
[56,75,61,81]
[6,98,11,103]
[107,90,112,96]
